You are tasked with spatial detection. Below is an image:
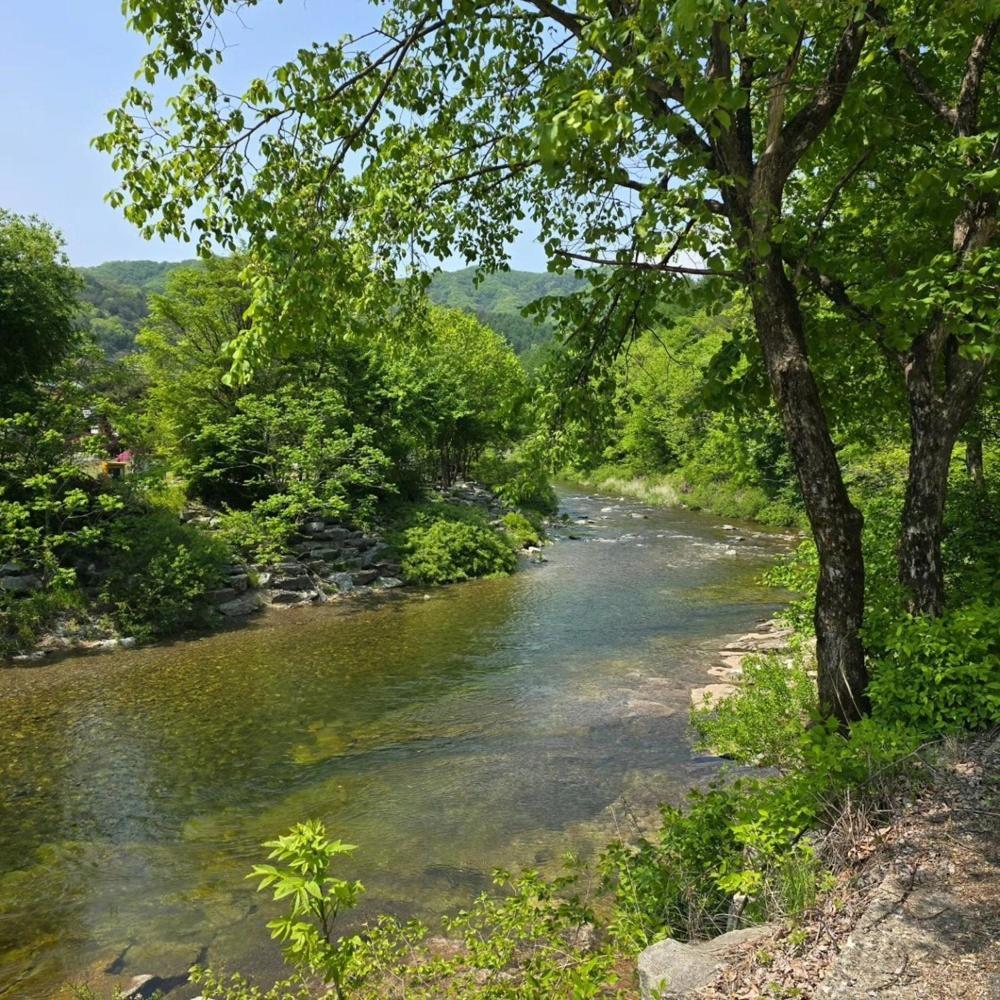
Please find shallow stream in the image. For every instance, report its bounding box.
[0,487,790,997]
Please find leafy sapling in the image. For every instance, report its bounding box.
[250,820,364,999]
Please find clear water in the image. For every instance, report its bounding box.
[0,487,790,997]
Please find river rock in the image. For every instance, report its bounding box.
[352,568,379,586]
[301,520,327,535]
[269,589,318,605]
[306,546,346,562]
[1,574,41,593]
[358,544,388,568]
[207,587,238,606]
[638,926,774,998]
[690,683,736,709]
[217,592,263,617]
[269,574,315,592]
[122,975,163,1000]
[0,562,23,575]
[376,576,404,590]
[326,572,354,592]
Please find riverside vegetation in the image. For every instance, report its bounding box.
[4,0,1000,996]
[1,232,557,660]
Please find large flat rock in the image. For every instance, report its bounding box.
[639,926,774,998]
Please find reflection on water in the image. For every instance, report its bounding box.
[0,487,790,997]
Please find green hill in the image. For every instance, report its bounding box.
[76,260,580,358]
[76,259,199,357]
[427,267,581,355]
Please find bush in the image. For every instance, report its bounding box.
[475,448,557,514]
[196,823,617,1000]
[101,509,229,640]
[866,601,1000,734]
[500,510,542,549]
[690,646,817,769]
[400,518,517,585]
[601,716,923,947]
[0,585,86,658]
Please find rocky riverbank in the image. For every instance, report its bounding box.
[689,616,803,712]
[4,480,521,665]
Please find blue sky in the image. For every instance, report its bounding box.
[1,1,545,269]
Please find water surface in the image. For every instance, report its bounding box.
[0,488,789,997]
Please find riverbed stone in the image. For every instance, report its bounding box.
[376,576,404,589]
[269,589,318,605]
[352,568,379,586]
[269,574,315,592]
[217,592,263,617]
[307,546,346,562]
[327,572,354,592]
[690,683,736,709]
[638,926,773,998]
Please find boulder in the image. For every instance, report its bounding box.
[326,572,354,592]
[207,587,238,606]
[217,592,263,617]
[269,574,315,592]
[358,544,389,568]
[351,568,380,586]
[0,562,23,575]
[307,546,346,562]
[1,574,41,593]
[122,975,163,1000]
[638,926,773,998]
[301,520,327,535]
[376,576,404,590]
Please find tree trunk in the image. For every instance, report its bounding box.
[898,399,955,616]
[897,339,984,616]
[966,436,985,487]
[751,254,869,724]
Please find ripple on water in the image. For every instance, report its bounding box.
[0,485,791,998]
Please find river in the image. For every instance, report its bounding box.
[0,487,791,998]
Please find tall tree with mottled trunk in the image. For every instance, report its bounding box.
[98,1,912,721]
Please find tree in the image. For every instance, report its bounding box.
[784,4,999,616]
[98,0,980,722]
[0,210,80,399]
[414,307,528,485]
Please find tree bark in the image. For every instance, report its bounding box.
[751,253,869,724]
[897,336,985,615]
[898,397,955,617]
[966,436,985,487]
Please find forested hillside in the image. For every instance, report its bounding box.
[75,259,196,356]
[426,267,581,355]
[77,260,573,358]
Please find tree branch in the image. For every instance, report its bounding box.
[554,248,733,276]
[957,19,999,134]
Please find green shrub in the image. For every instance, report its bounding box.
[866,601,1000,734]
[500,510,542,549]
[198,823,617,1000]
[0,584,87,658]
[690,646,817,769]
[601,716,923,948]
[101,509,229,640]
[475,449,557,514]
[215,501,299,565]
[400,518,517,585]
